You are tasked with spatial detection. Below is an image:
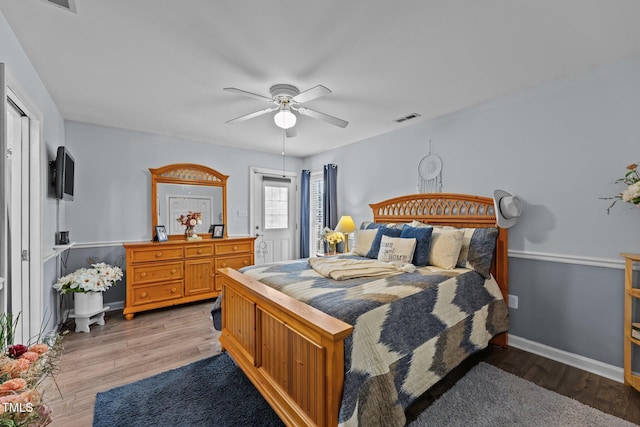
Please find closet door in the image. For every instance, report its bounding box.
[4,90,30,344]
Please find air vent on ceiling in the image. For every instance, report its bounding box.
[42,0,77,13]
[394,113,421,123]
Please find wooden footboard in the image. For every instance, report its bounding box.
[218,267,353,427]
[219,193,509,426]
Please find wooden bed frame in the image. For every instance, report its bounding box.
[218,193,508,427]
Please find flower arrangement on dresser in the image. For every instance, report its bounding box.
[605,163,640,213]
[176,211,203,240]
[320,227,344,255]
[0,312,60,426]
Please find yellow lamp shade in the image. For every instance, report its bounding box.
[335,216,356,233]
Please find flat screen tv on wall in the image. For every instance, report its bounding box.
[54,146,75,201]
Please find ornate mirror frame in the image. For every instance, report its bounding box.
[150,163,228,239]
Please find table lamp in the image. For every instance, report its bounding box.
[335,215,356,253]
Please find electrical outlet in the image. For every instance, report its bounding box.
[508,294,518,309]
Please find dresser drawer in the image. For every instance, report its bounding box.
[131,281,183,306]
[130,262,183,285]
[130,247,183,263]
[215,254,253,271]
[215,241,253,255]
[185,244,214,258]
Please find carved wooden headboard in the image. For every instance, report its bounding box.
[369,193,508,307]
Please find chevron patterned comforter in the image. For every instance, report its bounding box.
[240,255,509,427]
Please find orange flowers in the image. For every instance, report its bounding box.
[19,352,39,363]
[28,344,49,355]
[0,378,27,395]
[10,359,31,378]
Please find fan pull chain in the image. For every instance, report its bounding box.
[282,128,286,177]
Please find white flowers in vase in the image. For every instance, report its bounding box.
[53,263,123,294]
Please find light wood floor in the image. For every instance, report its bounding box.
[45,302,220,427]
[44,301,640,427]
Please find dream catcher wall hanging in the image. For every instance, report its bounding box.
[417,140,443,193]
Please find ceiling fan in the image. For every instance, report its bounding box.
[223,84,349,137]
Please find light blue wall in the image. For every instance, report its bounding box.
[305,56,640,260]
[1,10,66,333]
[304,57,640,368]
[64,121,303,242]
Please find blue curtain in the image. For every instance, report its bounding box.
[323,164,342,252]
[323,164,338,228]
[300,170,311,258]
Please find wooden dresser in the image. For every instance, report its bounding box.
[123,236,255,320]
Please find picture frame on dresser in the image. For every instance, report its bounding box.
[155,225,168,242]
[212,224,224,238]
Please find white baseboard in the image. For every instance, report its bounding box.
[105,300,124,311]
[508,334,624,383]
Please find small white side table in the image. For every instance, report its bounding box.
[69,306,110,333]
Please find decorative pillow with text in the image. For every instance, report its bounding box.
[377,235,417,264]
[366,227,403,258]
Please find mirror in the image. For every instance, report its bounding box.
[150,163,228,239]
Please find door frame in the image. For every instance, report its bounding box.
[1,64,44,342]
[249,166,299,259]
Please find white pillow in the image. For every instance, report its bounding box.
[377,235,416,264]
[351,229,378,256]
[428,228,464,269]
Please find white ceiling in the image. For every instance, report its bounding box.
[2,1,640,157]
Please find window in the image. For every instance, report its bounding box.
[309,171,324,255]
[264,182,289,229]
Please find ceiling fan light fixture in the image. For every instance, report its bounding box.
[274,108,297,129]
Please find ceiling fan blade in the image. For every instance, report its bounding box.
[225,107,278,124]
[296,107,349,128]
[223,87,274,103]
[285,127,297,138]
[292,85,332,103]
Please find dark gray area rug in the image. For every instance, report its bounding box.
[93,352,284,427]
[94,354,636,427]
[410,362,637,427]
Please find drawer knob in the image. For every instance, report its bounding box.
[171,268,177,274]
[243,260,249,265]
[221,263,227,268]
[141,292,148,298]
[197,249,203,254]
[171,288,177,293]
[232,246,238,251]
[156,252,163,258]
[141,272,147,278]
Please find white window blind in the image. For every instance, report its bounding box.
[263,178,290,230]
[309,171,324,255]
